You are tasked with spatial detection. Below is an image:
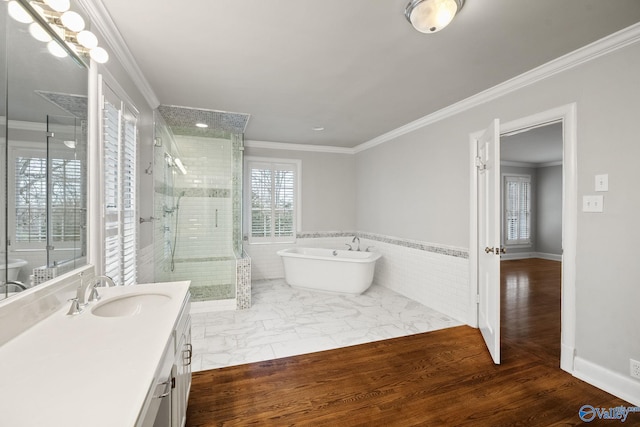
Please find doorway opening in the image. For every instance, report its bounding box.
[469,103,577,373]
[500,122,563,364]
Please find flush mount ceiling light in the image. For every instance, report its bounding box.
[195,123,208,128]
[8,0,110,63]
[405,0,464,34]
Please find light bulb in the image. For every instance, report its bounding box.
[89,46,109,63]
[60,10,85,32]
[29,22,52,42]
[44,0,70,13]
[8,1,34,24]
[47,40,68,58]
[77,30,98,49]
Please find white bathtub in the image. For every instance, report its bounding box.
[0,258,27,282]
[277,248,381,295]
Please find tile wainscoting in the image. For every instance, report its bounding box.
[243,231,470,324]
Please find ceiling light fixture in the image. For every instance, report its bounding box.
[195,123,208,128]
[312,126,325,131]
[405,0,464,34]
[7,0,110,63]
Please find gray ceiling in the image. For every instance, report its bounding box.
[100,0,640,148]
[501,122,563,165]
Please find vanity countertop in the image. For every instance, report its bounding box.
[0,281,190,427]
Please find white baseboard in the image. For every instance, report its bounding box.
[501,252,534,260]
[500,252,562,261]
[574,356,640,407]
[535,252,563,261]
[191,299,236,313]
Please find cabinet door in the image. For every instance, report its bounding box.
[172,316,192,427]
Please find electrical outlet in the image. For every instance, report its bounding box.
[631,359,640,380]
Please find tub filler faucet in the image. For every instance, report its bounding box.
[352,236,361,251]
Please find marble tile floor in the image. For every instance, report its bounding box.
[190,279,463,372]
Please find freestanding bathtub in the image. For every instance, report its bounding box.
[0,258,27,283]
[277,248,381,295]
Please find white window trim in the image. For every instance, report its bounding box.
[244,156,301,244]
[501,173,532,247]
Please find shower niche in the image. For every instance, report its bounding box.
[153,106,250,310]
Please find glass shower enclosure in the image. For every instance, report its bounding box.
[153,108,248,308]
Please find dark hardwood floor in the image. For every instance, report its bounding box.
[187,259,631,426]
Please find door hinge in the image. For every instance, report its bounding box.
[475,294,480,304]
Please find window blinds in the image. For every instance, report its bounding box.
[102,84,137,285]
[504,175,531,245]
[249,161,296,242]
[15,156,81,244]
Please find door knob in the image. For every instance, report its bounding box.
[485,247,506,255]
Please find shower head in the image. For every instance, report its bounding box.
[176,191,186,209]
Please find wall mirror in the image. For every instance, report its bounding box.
[1,1,89,301]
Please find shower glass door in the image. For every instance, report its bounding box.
[153,111,241,303]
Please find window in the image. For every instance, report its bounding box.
[246,158,300,243]
[14,154,82,245]
[504,175,531,245]
[101,82,138,285]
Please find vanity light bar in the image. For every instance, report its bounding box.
[8,0,109,64]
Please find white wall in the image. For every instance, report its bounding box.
[244,147,357,232]
[354,41,640,389]
[536,165,562,255]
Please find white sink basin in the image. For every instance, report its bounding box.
[91,293,171,317]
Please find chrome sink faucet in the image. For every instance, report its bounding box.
[68,274,116,315]
[352,236,361,251]
[76,275,115,306]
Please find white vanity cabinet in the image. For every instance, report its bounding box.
[0,280,193,427]
[138,294,192,427]
[173,308,192,427]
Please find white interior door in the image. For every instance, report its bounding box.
[477,119,501,364]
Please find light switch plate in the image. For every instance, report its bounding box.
[583,195,604,212]
[595,174,608,192]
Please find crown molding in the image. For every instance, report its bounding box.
[77,0,160,109]
[353,22,640,154]
[245,140,356,155]
[501,160,562,169]
[501,160,536,168]
[538,160,563,168]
